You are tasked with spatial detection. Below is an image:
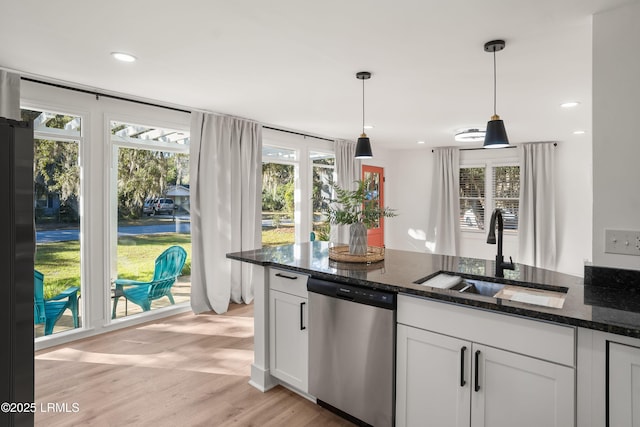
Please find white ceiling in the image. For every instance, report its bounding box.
[0,0,632,150]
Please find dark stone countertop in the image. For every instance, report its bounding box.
[227,242,640,339]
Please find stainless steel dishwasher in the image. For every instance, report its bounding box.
[307,277,396,427]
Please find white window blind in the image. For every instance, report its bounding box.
[492,165,520,231]
[459,167,485,230]
[459,164,520,231]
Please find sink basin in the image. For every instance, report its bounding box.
[449,278,505,297]
[414,273,567,309]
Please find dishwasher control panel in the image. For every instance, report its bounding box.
[308,277,396,309]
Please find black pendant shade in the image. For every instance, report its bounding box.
[355,133,373,159]
[484,115,509,148]
[355,71,373,159]
[483,40,510,149]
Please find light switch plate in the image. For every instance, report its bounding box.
[604,229,640,256]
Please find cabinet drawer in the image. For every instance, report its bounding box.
[398,294,575,366]
[269,268,309,298]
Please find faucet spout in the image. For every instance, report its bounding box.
[486,208,514,277]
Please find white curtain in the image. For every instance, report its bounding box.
[426,147,460,256]
[0,71,21,120]
[518,142,556,270]
[189,112,262,314]
[330,139,361,245]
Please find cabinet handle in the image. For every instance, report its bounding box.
[300,301,306,330]
[275,272,298,280]
[474,350,481,392]
[460,346,467,387]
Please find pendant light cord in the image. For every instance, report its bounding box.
[493,50,497,116]
[362,77,366,133]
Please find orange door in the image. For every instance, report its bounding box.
[362,165,385,247]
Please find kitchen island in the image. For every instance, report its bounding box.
[227,242,640,426]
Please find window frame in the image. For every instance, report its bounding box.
[459,154,520,235]
[22,102,87,337]
[261,129,334,244]
[107,114,191,323]
[310,150,336,241]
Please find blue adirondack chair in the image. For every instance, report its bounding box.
[112,245,187,319]
[34,270,80,336]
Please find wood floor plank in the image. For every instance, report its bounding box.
[35,303,353,426]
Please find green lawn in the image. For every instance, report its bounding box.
[36,234,191,299]
[262,225,295,246]
[36,225,299,298]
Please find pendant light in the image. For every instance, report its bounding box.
[355,71,373,159]
[483,40,510,148]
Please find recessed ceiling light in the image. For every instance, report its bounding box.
[417,140,425,144]
[573,130,586,135]
[111,52,137,63]
[363,124,374,130]
[561,101,580,108]
[455,128,486,142]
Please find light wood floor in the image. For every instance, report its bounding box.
[35,303,353,427]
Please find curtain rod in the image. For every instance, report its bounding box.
[432,142,557,153]
[21,77,191,114]
[263,125,334,142]
[21,77,335,141]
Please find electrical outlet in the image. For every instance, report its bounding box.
[604,230,640,256]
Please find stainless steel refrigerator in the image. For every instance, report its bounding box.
[0,117,34,427]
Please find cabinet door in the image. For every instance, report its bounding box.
[396,324,471,427]
[609,342,640,427]
[471,344,574,427]
[269,290,308,392]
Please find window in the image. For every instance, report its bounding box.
[460,167,486,230]
[110,120,191,319]
[262,146,297,246]
[311,151,335,241]
[493,166,520,230]
[459,164,519,231]
[22,108,83,337]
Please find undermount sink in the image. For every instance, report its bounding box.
[449,278,505,297]
[414,273,567,309]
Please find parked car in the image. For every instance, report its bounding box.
[143,199,157,216]
[154,198,175,215]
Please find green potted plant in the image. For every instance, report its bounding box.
[326,178,396,255]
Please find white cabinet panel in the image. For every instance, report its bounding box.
[269,289,308,392]
[472,344,575,427]
[396,324,471,427]
[609,342,640,427]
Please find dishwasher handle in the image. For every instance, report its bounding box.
[336,290,355,301]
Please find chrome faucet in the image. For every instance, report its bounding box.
[487,208,515,277]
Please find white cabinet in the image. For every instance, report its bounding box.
[577,328,640,427]
[471,343,574,427]
[268,268,309,393]
[609,342,640,427]
[396,295,576,427]
[396,325,470,427]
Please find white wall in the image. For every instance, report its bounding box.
[385,140,592,277]
[383,147,433,252]
[592,1,640,270]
